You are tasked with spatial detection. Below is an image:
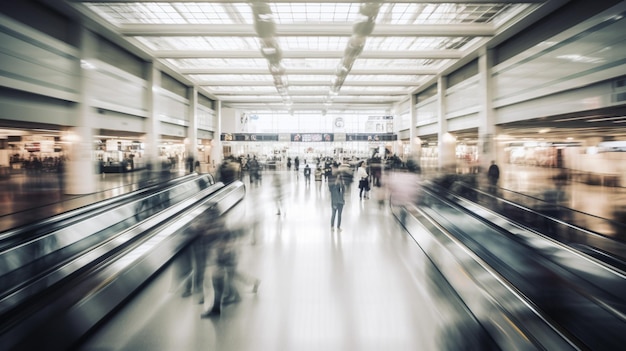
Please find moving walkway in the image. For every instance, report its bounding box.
[0,175,245,351]
[393,180,626,350]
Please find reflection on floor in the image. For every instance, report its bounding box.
[78,171,456,351]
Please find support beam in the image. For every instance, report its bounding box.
[119,23,495,37]
[71,0,548,4]
[153,50,463,60]
[180,68,438,75]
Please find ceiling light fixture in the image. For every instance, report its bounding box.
[326,1,382,104]
[250,0,291,109]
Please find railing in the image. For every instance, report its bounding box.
[427,174,626,269]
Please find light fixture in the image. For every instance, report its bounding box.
[250,0,291,111]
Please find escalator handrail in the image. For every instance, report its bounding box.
[436,180,626,268]
[0,173,200,242]
[0,175,214,284]
[408,184,626,349]
[389,196,581,351]
[0,181,245,351]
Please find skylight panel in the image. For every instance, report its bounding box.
[172,3,232,24]
[353,58,441,69]
[287,75,334,82]
[135,36,258,51]
[288,86,329,92]
[280,37,348,51]
[346,75,424,83]
[270,1,356,24]
[86,2,257,25]
[209,86,277,93]
[85,2,184,24]
[341,86,410,93]
[167,58,268,69]
[366,36,444,51]
[192,74,273,82]
[282,58,341,70]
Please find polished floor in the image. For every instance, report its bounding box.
[77,171,456,351]
[2,164,625,350]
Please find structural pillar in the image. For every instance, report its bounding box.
[210,100,223,171]
[144,64,161,172]
[65,28,97,195]
[187,87,198,172]
[437,76,456,172]
[478,48,499,171]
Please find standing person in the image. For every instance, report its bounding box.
[303,164,311,183]
[329,170,346,231]
[186,155,194,173]
[357,161,369,199]
[487,160,500,193]
[294,156,300,171]
[314,163,323,182]
[248,156,261,185]
[323,159,332,182]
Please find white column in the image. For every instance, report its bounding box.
[409,94,417,153]
[187,87,198,171]
[409,94,421,168]
[65,28,97,195]
[210,100,223,171]
[437,76,456,171]
[478,48,499,170]
[144,64,161,171]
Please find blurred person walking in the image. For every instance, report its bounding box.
[200,230,233,317]
[273,173,284,215]
[248,156,261,185]
[218,157,240,184]
[329,171,346,231]
[357,161,370,199]
[178,204,220,300]
[487,160,500,193]
[199,218,260,318]
[387,169,421,225]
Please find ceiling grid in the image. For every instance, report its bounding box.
[71,0,547,115]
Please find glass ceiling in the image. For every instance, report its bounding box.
[76,1,541,113]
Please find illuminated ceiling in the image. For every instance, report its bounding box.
[64,1,557,114]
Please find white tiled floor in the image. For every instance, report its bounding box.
[78,171,453,351]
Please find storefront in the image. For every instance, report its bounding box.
[5,134,64,172]
[220,132,397,168]
[95,139,145,173]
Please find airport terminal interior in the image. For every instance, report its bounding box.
[1,0,626,350]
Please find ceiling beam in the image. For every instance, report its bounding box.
[221,102,395,109]
[120,23,494,37]
[154,49,463,60]
[211,90,410,96]
[198,80,420,87]
[71,0,548,4]
[181,68,438,75]
[217,96,405,102]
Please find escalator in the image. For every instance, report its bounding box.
[0,175,245,351]
[432,178,626,270]
[391,180,626,350]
